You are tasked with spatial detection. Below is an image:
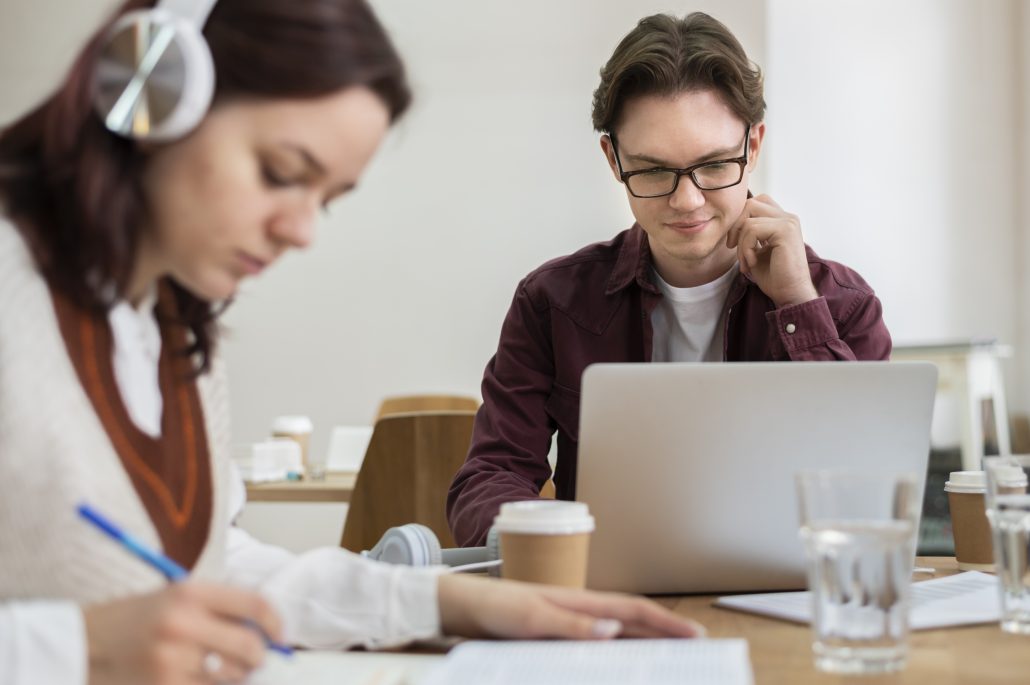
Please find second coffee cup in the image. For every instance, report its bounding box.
[945,471,993,571]
[493,500,595,588]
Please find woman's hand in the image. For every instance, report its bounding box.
[83,582,283,685]
[437,574,704,641]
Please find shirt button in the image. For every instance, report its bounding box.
[785,323,797,334]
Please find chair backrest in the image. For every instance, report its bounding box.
[340,410,476,552]
[374,394,480,422]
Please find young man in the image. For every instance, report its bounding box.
[447,13,891,546]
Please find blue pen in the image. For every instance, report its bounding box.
[77,503,293,657]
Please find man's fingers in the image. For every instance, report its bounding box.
[736,217,788,271]
[745,194,784,215]
[728,194,790,250]
[725,198,756,249]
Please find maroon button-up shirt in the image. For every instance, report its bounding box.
[447,225,891,546]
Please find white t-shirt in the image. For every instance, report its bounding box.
[650,263,740,363]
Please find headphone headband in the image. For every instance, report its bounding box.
[158,0,219,26]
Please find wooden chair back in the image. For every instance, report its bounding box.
[374,394,479,421]
[340,410,476,552]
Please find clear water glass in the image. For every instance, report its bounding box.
[796,470,921,674]
[984,455,1030,634]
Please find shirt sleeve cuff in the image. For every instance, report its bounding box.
[388,565,445,643]
[765,296,838,356]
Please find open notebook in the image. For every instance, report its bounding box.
[714,571,1000,630]
[419,639,753,685]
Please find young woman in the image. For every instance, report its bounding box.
[0,1,702,683]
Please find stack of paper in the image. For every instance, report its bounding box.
[419,639,753,685]
[714,571,1000,630]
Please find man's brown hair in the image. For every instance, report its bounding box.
[591,12,765,133]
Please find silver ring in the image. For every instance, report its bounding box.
[202,651,223,676]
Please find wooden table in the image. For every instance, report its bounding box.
[656,557,1028,684]
[244,471,357,503]
[252,557,1025,684]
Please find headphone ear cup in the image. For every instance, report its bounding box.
[93,8,214,141]
[403,524,443,566]
[363,524,443,567]
[485,526,502,577]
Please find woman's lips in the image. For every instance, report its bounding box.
[237,252,268,275]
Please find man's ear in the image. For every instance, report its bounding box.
[599,134,622,182]
[747,121,767,170]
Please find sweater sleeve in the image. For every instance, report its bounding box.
[0,601,87,685]
[223,463,443,650]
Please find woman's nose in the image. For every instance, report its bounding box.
[269,200,318,250]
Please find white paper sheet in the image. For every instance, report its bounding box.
[714,571,1001,630]
[418,639,753,685]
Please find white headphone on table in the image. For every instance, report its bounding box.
[363,524,502,574]
[93,0,219,141]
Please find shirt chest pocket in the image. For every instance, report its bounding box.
[545,383,581,442]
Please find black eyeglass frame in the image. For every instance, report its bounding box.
[609,124,752,198]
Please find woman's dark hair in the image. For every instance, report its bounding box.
[0,0,410,372]
[592,12,765,134]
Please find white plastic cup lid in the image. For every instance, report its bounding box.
[271,415,313,434]
[493,500,595,535]
[944,471,986,493]
[987,464,1029,488]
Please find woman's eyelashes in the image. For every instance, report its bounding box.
[261,157,356,214]
[263,166,334,216]
[261,164,300,188]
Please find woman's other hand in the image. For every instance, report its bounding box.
[437,574,704,641]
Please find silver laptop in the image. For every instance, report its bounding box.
[576,362,937,595]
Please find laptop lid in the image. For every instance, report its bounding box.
[576,361,937,595]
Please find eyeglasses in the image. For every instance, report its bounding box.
[610,124,751,198]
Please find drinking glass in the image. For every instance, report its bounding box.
[796,470,921,674]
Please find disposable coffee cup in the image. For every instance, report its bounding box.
[945,471,993,571]
[493,501,595,588]
[271,415,313,475]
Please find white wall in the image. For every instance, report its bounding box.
[2,0,1026,448]
[219,0,766,457]
[0,1,123,122]
[765,0,1024,410]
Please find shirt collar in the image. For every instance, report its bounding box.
[606,224,660,296]
[605,224,756,298]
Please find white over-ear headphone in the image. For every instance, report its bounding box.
[93,0,219,141]
[363,524,502,574]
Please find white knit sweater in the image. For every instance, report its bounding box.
[0,219,229,600]
[0,218,443,684]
